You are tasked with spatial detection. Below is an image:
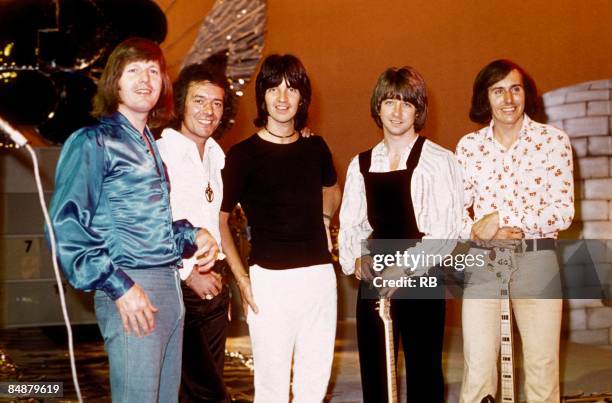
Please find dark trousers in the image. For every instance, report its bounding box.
[356,288,446,403]
[179,282,230,403]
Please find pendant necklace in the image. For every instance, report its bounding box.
[204,148,214,203]
[265,126,296,139]
[205,182,214,203]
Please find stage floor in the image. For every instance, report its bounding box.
[1,320,611,402]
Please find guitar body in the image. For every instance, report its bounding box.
[377,297,398,403]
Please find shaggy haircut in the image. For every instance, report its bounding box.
[370,66,428,132]
[92,37,173,128]
[469,59,538,124]
[254,54,311,131]
[171,62,234,138]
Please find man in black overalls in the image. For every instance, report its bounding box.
[339,66,464,402]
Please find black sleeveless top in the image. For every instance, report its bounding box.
[358,136,426,241]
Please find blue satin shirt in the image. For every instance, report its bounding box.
[48,112,198,300]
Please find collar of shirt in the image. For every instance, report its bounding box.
[370,135,420,172]
[101,111,166,175]
[159,127,225,169]
[484,114,533,149]
[100,111,155,140]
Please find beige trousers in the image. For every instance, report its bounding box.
[460,250,563,403]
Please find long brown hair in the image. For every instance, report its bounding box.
[92,37,173,128]
[469,59,538,124]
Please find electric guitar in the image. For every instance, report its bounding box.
[377,296,398,403]
[495,249,517,403]
[500,281,515,402]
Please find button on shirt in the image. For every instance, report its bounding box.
[339,138,464,275]
[48,112,198,300]
[456,114,574,239]
[157,128,225,280]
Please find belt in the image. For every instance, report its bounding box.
[469,238,557,253]
[521,238,556,252]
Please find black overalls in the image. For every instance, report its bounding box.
[356,136,446,403]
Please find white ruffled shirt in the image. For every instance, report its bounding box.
[338,137,464,275]
[157,128,225,279]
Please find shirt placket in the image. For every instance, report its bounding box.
[487,137,512,224]
[505,146,523,223]
[196,151,207,209]
[139,127,177,255]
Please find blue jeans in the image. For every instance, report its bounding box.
[95,268,185,403]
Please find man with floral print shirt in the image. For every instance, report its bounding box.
[456,60,574,403]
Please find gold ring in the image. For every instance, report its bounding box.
[205,294,213,300]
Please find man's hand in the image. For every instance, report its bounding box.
[194,228,219,273]
[471,211,500,241]
[115,284,158,337]
[473,226,523,249]
[493,226,523,240]
[377,265,406,298]
[236,275,259,317]
[489,226,524,248]
[354,255,374,281]
[186,270,223,299]
[300,127,315,138]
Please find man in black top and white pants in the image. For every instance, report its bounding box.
[220,54,341,403]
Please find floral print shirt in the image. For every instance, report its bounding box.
[456,114,574,239]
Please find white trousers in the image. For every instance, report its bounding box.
[247,263,337,403]
[460,250,563,403]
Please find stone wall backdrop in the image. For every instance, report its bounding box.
[542,79,612,345]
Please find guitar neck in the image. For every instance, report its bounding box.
[380,297,398,403]
[500,286,515,403]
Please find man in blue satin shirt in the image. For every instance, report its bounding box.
[48,38,219,403]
